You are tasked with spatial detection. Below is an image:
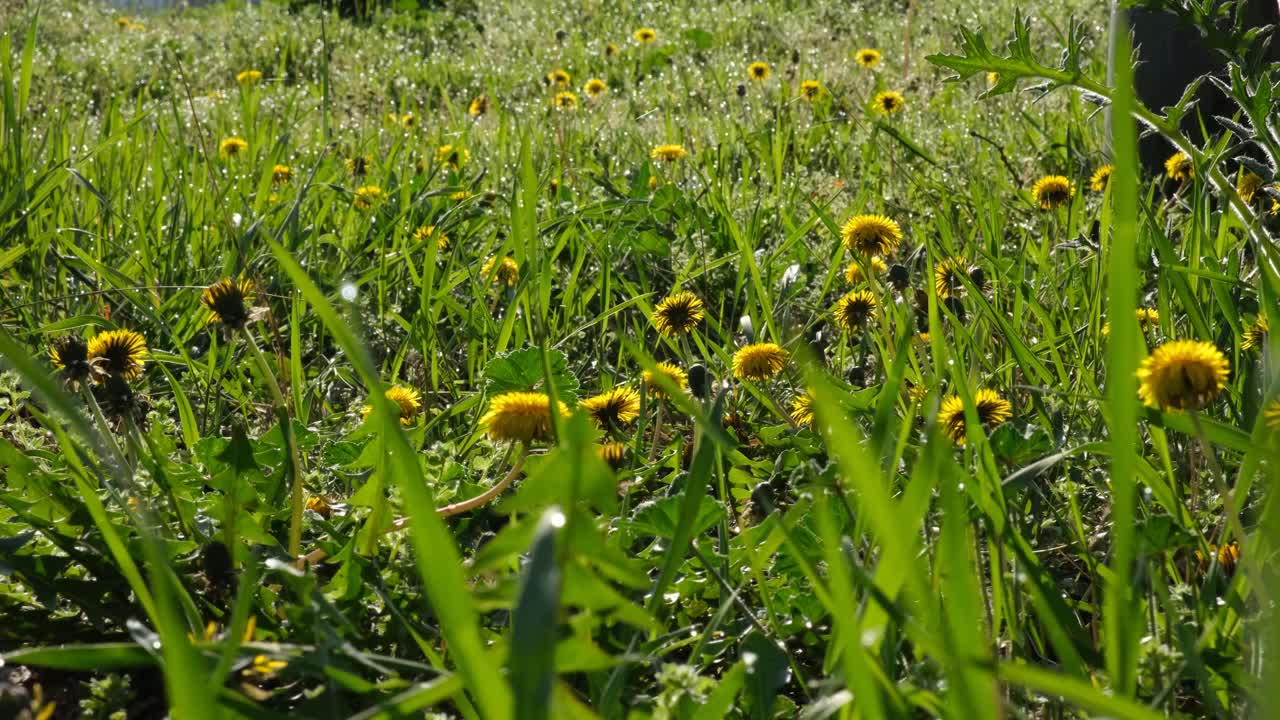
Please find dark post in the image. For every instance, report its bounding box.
[1109,0,1280,171]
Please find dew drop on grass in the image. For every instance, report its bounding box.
[340,282,357,301]
[547,508,566,528]
[861,628,880,647]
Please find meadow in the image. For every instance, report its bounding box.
[0,0,1277,717]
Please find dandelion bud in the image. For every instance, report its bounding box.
[969,267,988,293]
[888,263,910,291]
[849,365,866,387]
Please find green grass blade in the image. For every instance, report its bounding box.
[996,662,1164,720]
[267,238,513,720]
[1102,22,1142,696]
[510,509,564,720]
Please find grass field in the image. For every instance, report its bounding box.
[1,0,1278,717]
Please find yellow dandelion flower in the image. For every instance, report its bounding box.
[1137,307,1161,331]
[236,69,262,86]
[1137,339,1230,411]
[1199,542,1241,576]
[31,687,55,720]
[1031,175,1074,210]
[247,654,287,678]
[833,289,878,331]
[733,342,788,381]
[1165,152,1193,182]
[651,144,687,162]
[88,329,148,382]
[1103,307,1160,337]
[272,164,293,185]
[1090,164,1113,193]
[482,256,520,286]
[361,385,423,425]
[605,42,620,58]
[933,257,967,299]
[414,225,449,252]
[1265,399,1280,430]
[553,91,579,110]
[845,255,888,284]
[651,292,704,336]
[346,154,373,177]
[1218,542,1240,574]
[872,90,905,115]
[598,441,628,469]
[906,382,928,403]
[580,387,641,428]
[1242,315,1269,351]
[1238,170,1264,203]
[201,277,258,330]
[353,185,385,210]
[436,144,469,170]
[50,336,92,385]
[841,213,902,257]
[194,621,218,643]
[115,16,132,28]
[643,362,688,400]
[789,389,816,428]
[748,61,771,81]
[799,80,822,100]
[480,391,570,443]
[218,137,248,159]
[634,27,657,44]
[384,386,423,422]
[451,190,470,201]
[469,95,489,117]
[937,389,1013,445]
[584,78,609,97]
[855,48,881,68]
[305,495,332,518]
[548,69,572,86]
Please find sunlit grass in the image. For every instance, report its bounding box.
[0,0,1276,718]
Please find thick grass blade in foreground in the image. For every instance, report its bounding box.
[269,238,514,720]
[1102,22,1142,699]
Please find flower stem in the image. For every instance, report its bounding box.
[647,403,665,463]
[765,383,799,430]
[82,388,131,477]
[437,445,528,517]
[241,329,305,559]
[298,444,528,568]
[1188,411,1269,605]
